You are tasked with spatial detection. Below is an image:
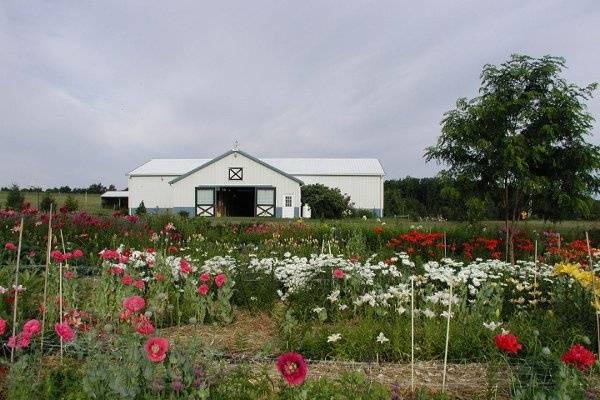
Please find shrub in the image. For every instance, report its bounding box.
[40,192,57,212]
[6,184,24,210]
[464,197,487,223]
[301,184,351,219]
[135,201,147,216]
[351,208,376,219]
[64,195,79,212]
[178,210,190,218]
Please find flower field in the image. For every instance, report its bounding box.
[1,209,600,399]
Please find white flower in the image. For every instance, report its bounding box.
[312,307,325,314]
[327,333,342,343]
[542,347,551,356]
[376,332,389,344]
[396,306,406,315]
[440,311,454,319]
[483,321,502,331]
[423,309,436,319]
[338,304,348,311]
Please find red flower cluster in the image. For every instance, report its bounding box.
[561,344,596,371]
[463,237,501,260]
[144,337,169,362]
[494,332,522,354]
[373,226,384,235]
[54,322,75,342]
[385,230,444,258]
[276,352,307,385]
[196,273,227,296]
[7,319,41,349]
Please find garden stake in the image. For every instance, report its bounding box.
[410,275,415,393]
[533,241,538,308]
[40,204,53,352]
[59,230,66,361]
[585,232,600,353]
[442,283,453,392]
[558,233,561,250]
[443,231,447,258]
[9,217,24,363]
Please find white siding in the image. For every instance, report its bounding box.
[128,176,176,210]
[171,153,301,209]
[295,175,384,213]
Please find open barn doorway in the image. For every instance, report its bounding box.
[216,187,255,217]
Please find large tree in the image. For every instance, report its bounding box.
[425,54,600,262]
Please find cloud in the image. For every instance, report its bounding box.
[0,0,598,188]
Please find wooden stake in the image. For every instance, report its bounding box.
[585,232,600,353]
[442,283,453,392]
[411,275,415,393]
[443,232,447,259]
[40,204,53,352]
[59,230,66,361]
[557,233,561,250]
[533,241,538,308]
[10,218,24,363]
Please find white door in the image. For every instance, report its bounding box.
[282,194,294,218]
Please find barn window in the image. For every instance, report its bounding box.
[285,195,292,207]
[229,167,243,180]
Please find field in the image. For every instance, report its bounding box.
[0,191,103,213]
[1,209,600,399]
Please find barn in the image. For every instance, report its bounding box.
[127,148,384,218]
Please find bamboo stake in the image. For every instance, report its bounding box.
[59,230,66,362]
[557,233,561,250]
[410,275,415,393]
[40,204,53,352]
[533,240,538,308]
[10,218,24,363]
[585,232,600,353]
[443,232,447,259]
[442,283,453,392]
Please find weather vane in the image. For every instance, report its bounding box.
[233,140,239,151]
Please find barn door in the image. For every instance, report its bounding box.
[256,188,275,217]
[196,187,215,217]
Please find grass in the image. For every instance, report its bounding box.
[0,191,104,213]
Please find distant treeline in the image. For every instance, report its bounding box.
[0,183,124,194]
[384,177,600,221]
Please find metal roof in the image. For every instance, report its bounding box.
[101,191,129,198]
[129,155,384,177]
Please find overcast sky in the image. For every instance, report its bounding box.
[1,1,599,189]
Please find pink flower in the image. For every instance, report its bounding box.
[134,316,155,336]
[109,266,125,275]
[73,249,84,258]
[7,333,31,349]
[54,322,75,342]
[122,295,145,313]
[121,275,133,286]
[167,246,178,254]
[179,259,191,273]
[62,252,73,261]
[144,337,169,362]
[22,319,41,336]
[215,274,226,288]
[332,268,345,279]
[275,352,308,386]
[197,284,209,296]
[63,271,75,280]
[4,242,16,251]
[51,250,64,262]
[199,273,210,282]
[134,280,145,290]
[0,319,5,335]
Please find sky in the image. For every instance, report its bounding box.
[1,0,599,189]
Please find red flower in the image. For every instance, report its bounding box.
[134,316,155,336]
[4,242,16,251]
[197,284,209,296]
[561,344,596,371]
[62,252,73,261]
[134,280,145,290]
[8,333,31,349]
[54,322,75,342]
[121,275,133,286]
[51,250,64,262]
[0,319,6,335]
[73,249,84,258]
[144,337,169,362]
[373,226,384,235]
[63,271,75,280]
[215,274,226,288]
[167,246,178,254]
[146,247,156,254]
[23,319,41,336]
[179,259,191,273]
[122,295,145,312]
[275,352,307,386]
[494,333,522,354]
[332,268,345,279]
[199,273,210,282]
[109,266,125,275]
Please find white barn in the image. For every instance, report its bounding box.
[127,149,385,218]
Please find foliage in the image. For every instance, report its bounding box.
[40,192,57,212]
[301,184,352,219]
[6,184,25,210]
[135,201,147,216]
[64,195,79,212]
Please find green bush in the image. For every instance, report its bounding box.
[301,184,352,219]
[64,195,79,212]
[6,184,24,210]
[135,201,147,216]
[40,192,57,212]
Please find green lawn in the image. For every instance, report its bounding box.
[0,191,103,213]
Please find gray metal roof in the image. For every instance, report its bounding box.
[129,155,384,177]
[101,190,129,198]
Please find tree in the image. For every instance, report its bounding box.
[64,195,79,212]
[6,184,24,210]
[426,54,600,261]
[40,192,57,212]
[135,201,147,216]
[301,184,351,219]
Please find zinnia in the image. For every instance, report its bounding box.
[494,332,522,354]
[179,259,191,273]
[275,352,308,386]
[4,242,16,250]
[122,295,145,312]
[22,319,41,336]
[332,268,345,279]
[134,280,145,290]
[54,322,75,342]
[215,274,226,288]
[73,249,84,258]
[121,275,133,285]
[51,250,64,262]
[199,273,210,282]
[197,284,209,296]
[144,337,169,362]
[63,271,75,280]
[561,344,596,371]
